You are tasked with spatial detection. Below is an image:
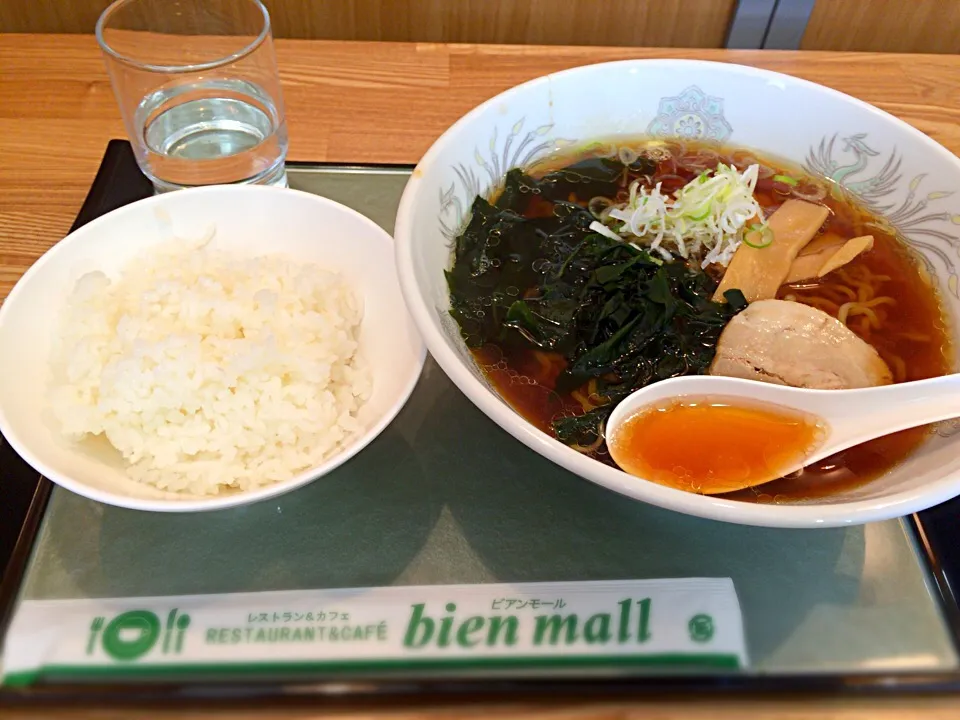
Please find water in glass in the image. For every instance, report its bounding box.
[135,78,288,191]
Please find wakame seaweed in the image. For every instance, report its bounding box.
[446,166,746,447]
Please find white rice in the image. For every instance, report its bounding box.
[50,236,372,495]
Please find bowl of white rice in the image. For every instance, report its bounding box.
[0,185,424,512]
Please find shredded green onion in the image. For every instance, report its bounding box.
[773,174,798,186]
[603,163,766,268]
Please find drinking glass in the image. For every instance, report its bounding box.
[96,0,288,192]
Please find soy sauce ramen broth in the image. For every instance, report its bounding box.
[610,397,825,495]
[460,138,952,502]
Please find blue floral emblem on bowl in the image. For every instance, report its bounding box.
[647,85,733,143]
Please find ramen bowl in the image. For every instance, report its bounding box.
[394,58,960,528]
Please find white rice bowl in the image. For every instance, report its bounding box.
[0,185,424,512]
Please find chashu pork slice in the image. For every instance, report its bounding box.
[710,299,893,389]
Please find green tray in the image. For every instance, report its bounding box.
[1,147,958,705]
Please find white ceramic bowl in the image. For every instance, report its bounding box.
[394,59,960,528]
[0,185,424,512]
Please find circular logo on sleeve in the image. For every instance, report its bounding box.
[101,610,161,661]
[688,613,715,643]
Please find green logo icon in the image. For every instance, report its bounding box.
[87,608,191,661]
[101,610,160,661]
[688,613,714,643]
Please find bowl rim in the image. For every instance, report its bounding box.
[0,184,426,513]
[394,57,960,528]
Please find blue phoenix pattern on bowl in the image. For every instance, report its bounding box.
[438,119,572,241]
[806,133,960,298]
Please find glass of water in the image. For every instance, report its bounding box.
[96,0,288,192]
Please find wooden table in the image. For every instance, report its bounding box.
[2,33,960,719]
